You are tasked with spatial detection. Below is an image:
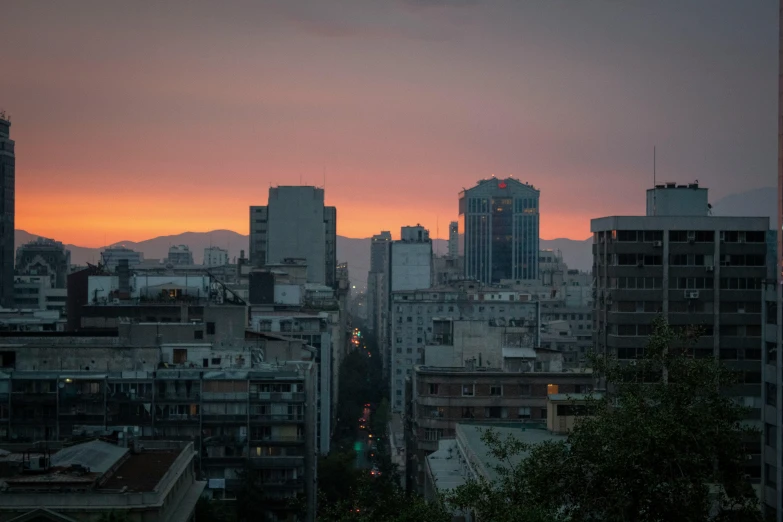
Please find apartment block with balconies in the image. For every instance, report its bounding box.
[592,183,769,483]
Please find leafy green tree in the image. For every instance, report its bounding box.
[448,317,762,522]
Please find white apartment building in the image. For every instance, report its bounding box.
[204,246,229,267]
[389,282,540,412]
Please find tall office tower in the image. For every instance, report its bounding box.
[459,177,539,284]
[367,231,391,335]
[447,221,459,259]
[593,182,768,482]
[762,4,783,519]
[0,112,13,308]
[249,186,337,287]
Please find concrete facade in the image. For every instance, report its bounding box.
[388,283,540,412]
[0,345,318,522]
[592,187,769,483]
[203,246,228,267]
[410,367,591,493]
[388,226,433,295]
[459,178,539,284]
[13,276,68,314]
[0,113,14,309]
[167,245,194,266]
[100,247,143,273]
[249,186,337,287]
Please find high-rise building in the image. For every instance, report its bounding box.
[447,221,459,259]
[0,111,14,309]
[592,183,768,482]
[367,231,391,335]
[249,186,337,287]
[459,177,539,284]
[762,4,783,519]
[388,226,432,294]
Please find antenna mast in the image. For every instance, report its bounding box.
[653,146,657,216]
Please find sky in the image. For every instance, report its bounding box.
[1,0,778,246]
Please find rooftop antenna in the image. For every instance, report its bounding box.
[653,146,657,217]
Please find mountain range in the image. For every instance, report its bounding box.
[15,186,774,289]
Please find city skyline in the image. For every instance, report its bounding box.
[2,0,777,246]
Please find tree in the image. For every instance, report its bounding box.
[234,467,268,522]
[448,317,762,522]
[318,450,362,507]
[318,473,451,522]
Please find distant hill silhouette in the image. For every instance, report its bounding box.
[14,229,592,289]
[711,187,775,223]
[16,185,768,290]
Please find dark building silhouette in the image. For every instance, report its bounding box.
[15,237,71,288]
[0,112,14,308]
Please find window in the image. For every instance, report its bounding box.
[194,330,204,340]
[490,385,502,396]
[519,384,531,396]
[767,342,777,365]
[211,357,221,366]
[518,407,531,419]
[462,384,474,396]
[428,383,439,395]
[173,349,188,364]
[766,383,777,407]
[461,407,475,419]
[206,322,216,335]
[484,407,507,419]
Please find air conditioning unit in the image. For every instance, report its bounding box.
[685,290,699,299]
[652,241,663,248]
[705,265,714,272]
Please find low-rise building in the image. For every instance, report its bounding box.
[0,438,204,522]
[408,364,592,493]
[204,246,229,268]
[167,245,194,266]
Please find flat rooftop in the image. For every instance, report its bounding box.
[101,450,180,492]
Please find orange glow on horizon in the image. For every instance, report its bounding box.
[17,188,592,247]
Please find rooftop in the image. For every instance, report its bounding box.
[100,450,180,492]
[0,440,191,495]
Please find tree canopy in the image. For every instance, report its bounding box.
[448,316,762,522]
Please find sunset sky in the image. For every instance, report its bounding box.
[2,0,777,246]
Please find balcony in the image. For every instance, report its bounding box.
[249,414,305,424]
[249,392,305,402]
[155,392,201,402]
[202,392,248,401]
[249,436,305,445]
[154,413,200,424]
[247,455,304,468]
[202,414,247,423]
